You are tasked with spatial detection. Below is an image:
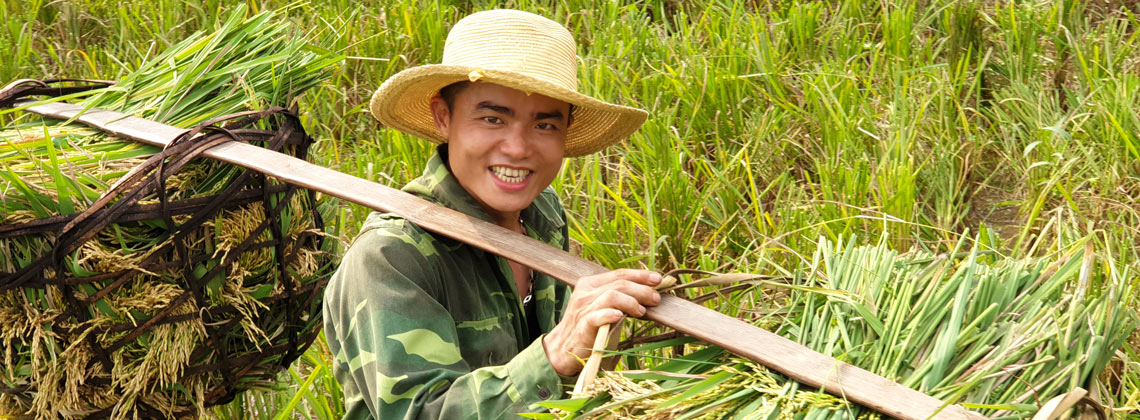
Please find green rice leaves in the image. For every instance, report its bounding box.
[555,235,1136,419]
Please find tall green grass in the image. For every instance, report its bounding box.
[5,0,1139,418]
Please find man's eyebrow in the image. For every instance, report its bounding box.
[535,110,565,122]
[475,101,512,115]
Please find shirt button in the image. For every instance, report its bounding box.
[537,387,551,399]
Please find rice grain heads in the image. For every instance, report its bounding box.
[0,5,342,419]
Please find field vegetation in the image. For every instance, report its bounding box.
[3,0,1138,418]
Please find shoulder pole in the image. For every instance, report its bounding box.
[12,99,985,420]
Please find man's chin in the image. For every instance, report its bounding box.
[472,191,536,218]
[487,200,531,215]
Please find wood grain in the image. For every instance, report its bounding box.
[17,100,986,420]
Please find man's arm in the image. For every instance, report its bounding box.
[323,220,563,420]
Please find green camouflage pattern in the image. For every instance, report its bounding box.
[323,149,572,419]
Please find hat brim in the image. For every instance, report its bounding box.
[369,65,647,157]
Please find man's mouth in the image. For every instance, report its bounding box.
[490,166,532,184]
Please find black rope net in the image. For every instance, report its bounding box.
[1,84,335,419]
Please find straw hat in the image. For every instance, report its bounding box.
[369,9,647,157]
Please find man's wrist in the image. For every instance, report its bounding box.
[541,331,579,376]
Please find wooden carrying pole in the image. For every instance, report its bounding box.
[15,100,985,420]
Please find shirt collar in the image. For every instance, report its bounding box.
[401,146,566,238]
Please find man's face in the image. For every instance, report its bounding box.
[429,82,569,222]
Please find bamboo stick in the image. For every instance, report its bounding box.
[572,323,611,397]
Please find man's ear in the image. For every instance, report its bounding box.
[429,96,451,140]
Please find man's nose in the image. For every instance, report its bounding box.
[498,124,530,158]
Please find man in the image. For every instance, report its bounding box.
[323,9,661,419]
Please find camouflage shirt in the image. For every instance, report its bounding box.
[323,149,572,419]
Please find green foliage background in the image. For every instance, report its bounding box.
[3,0,1139,418]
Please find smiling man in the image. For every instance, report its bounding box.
[322,9,660,420]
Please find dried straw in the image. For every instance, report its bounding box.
[0,5,342,419]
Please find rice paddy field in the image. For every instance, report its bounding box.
[2,0,1139,419]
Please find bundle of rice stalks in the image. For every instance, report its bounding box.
[541,234,1137,420]
[0,6,342,419]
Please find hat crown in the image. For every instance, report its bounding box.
[441,9,578,90]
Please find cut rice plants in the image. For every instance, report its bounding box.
[0,5,342,419]
[545,233,1136,420]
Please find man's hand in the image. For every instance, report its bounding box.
[542,269,662,376]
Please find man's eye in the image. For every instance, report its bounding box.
[482,116,503,124]
[537,123,559,131]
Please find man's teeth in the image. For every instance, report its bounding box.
[491,166,530,183]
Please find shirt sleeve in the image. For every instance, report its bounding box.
[323,220,564,420]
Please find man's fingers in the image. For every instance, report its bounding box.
[610,282,661,306]
[645,271,663,286]
[612,269,662,286]
[581,269,662,288]
[587,309,624,329]
[595,290,648,317]
[579,272,662,306]
[585,280,659,308]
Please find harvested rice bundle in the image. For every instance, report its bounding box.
[546,235,1136,420]
[0,6,342,419]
